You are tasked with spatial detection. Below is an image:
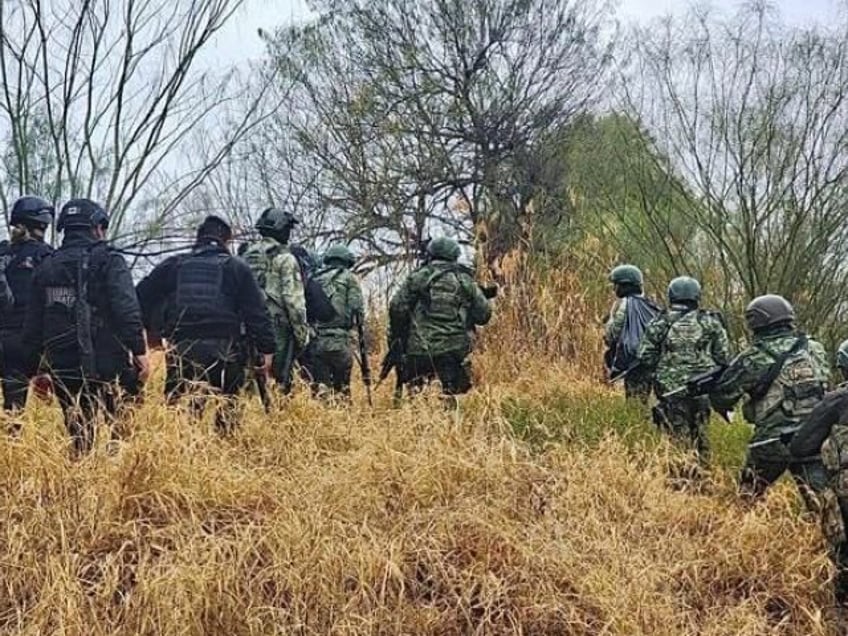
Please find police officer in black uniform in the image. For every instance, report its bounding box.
[136,215,275,433]
[0,196,54,418]
[23,199,149,455]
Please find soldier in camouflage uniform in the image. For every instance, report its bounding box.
[636,276,730,463]
[300,244,364,398]
[389,237,492,398]
[710,295,829,509]
[790,339,848,605]
[241,208,310,394]
[604,264,653,401]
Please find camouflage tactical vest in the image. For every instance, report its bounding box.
[420,266,468,327]
[662,311,712,358]
[241,241,285,318]
[752,339,825,427]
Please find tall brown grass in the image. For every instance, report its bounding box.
[0,256,839,635]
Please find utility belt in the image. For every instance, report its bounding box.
[172,322,241,343]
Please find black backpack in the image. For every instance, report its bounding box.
[290,245,336,324]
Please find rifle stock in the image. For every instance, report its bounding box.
[355,317,373,406]
[242,329,271,413]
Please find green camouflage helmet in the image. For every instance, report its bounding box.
[608,264,643,286]
[744,294,795,332]
[427,236,461,262]
[323,244,356,267]
[837,339,848,371]
[668,276,701,304]
[255,207,300,234]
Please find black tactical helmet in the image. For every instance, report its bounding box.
[609,264,643,287]
[57,198,109,232]
[426,236,461,262]
[668,276,701,304]
[744,294,795,332]
[10,196,54,227]
[323,244,356,267]
[836,339,848,372]
[196,215,233,243]
[255,207,299,235]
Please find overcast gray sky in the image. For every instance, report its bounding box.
[203,0,842,68]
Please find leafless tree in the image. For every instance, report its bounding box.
[0,0,276,249]
[612,2,848,338]
[258,0,613,271]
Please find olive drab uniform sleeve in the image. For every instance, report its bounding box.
[348,271,364,325]
[267,249,309,349]
[388,273,416,344]
[604,297,627,347]
[709,351,757,414]
[466,276,492,328]
[708,314,732,366]
[810,339,832,387]
[635,314,667,374]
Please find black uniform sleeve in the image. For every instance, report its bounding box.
[136,257,177,331]
[22,268,46,373]
[789,387,848,458]
[233,259,276,354]
[105,252,146,356]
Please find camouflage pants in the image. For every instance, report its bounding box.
[272,328,298,395]
[740,439,827,513]
[300,344,353,399]
[652,395,711,462]
[404,351,472,396]
[624,371,652,403]
[820,489,848,604]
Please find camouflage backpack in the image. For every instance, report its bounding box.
[419,265,471,327]
[750,336,826,426]
[241,241,335,324]
[661,311,714,362]
[314,266,352,327]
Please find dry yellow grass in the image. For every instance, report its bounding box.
[0,257,839,635]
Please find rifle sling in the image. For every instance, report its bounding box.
[748,335,809,403]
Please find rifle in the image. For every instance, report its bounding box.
[377,336,408,405]
[277,330,297,395]
[377,337,405,389]
[478,282,498,300]
[748,426,801,449]
[660,365,729,421]
[241,325,270,413]
[607,362,642,384]
[355,315,372,406]
[76,250,96,378]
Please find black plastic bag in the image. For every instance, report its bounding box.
[611,295,660,374]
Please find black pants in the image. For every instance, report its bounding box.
[166,338,246,433]
[1,331,29,412]
[404,351,472,396]
[53,369,138,455]
[740,441,828,512]
[301,345,353,398]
